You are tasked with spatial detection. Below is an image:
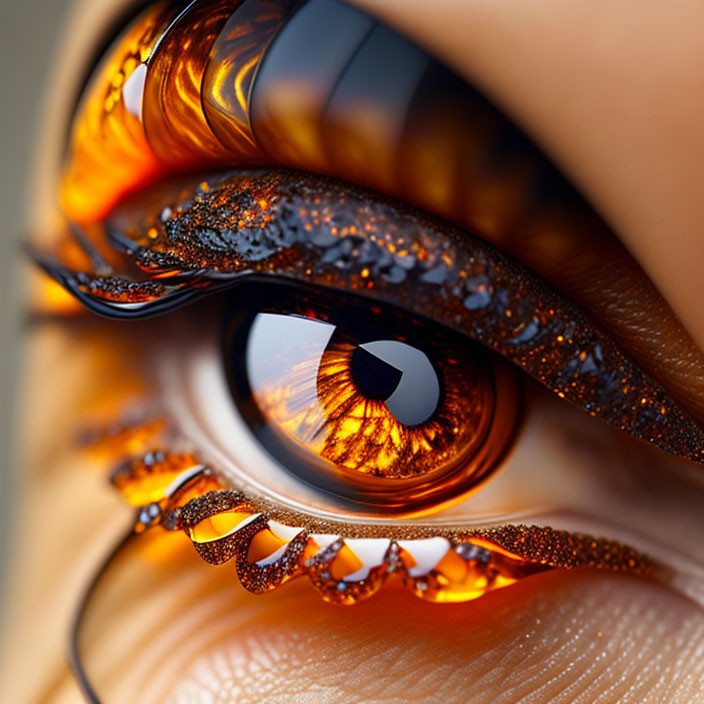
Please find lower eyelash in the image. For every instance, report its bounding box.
[110,441,655,606]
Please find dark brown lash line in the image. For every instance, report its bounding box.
[113,455,655,577]
[33,168,704,464]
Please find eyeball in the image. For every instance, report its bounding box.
[223,283,520,513]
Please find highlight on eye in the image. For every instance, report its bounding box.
[224,285,520,512]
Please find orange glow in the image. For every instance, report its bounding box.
[35,278,84,315]
[247,527,288,563]
[398,543,520,603]
[142,0,234,162]
[201,0,290,160]
[59,3,175,222]
[227,288,522,513]
[58,1,294,224]
[111,451,200,506]
[191,511,254,543]
[254,341,494,481]
[328,544,364,580]
[103,447,651,604]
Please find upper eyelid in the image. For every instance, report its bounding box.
[35,0,704,460]
[35,167,704,468]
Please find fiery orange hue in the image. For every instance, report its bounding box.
[59,3,174,222]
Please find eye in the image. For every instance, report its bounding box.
[224,283,520,513]
[31,0,704,615]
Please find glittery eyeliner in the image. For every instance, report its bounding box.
[35,168,704,464]
[110,447,655,605]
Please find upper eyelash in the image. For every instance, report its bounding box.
[33,167,704,466]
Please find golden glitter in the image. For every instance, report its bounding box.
[109,453,656,605]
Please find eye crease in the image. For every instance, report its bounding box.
[28,0,704,618]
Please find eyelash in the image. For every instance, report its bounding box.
[37,168,704,465]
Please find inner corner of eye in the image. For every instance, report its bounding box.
[221,282,522,514]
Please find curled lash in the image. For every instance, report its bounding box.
[112,448,655,605]
[32,168,704,464]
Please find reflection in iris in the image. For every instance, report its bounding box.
[224,285,521,513]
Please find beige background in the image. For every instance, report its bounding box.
[0,1,72,587]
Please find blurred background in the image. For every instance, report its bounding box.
[0,1,72,592]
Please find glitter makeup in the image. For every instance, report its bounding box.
[36,170,704,464]
[111,448,655,606]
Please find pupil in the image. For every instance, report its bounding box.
[349,340,440,426]
[349,345,402,401]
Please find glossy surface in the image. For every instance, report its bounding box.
[42,0,704,463]
[224,287,519,511]
[60,1,176,222]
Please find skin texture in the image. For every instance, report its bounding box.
[2,1,704,703]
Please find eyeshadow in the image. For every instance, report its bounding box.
[36,168,704,464]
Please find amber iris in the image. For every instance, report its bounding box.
[224,285,520,513]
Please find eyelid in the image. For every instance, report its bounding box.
[109,446,658,605]
[35,167,704,467]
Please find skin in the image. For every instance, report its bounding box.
[2,1,704,702]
